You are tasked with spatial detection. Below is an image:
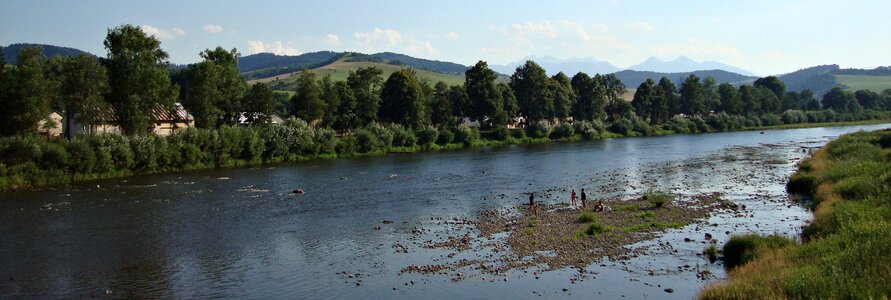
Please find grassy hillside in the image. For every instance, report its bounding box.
[248,57,471,90]
[836,75,891,92]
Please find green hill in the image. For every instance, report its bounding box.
[835,75,891,92]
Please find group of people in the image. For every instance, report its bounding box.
[527,188,610,216]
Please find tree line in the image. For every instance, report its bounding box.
[2,23,891,139]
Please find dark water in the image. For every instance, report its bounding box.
[1,124,889,299]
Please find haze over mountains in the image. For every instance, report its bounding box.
[4,43,890,96]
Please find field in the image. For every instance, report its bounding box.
[835,75,891,92]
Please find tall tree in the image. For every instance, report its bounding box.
[182,60,222,128]
[702,77,720,113]
[854,89,882,110]
[550,72,574,121]
[347,66,383,126]
[800,89,821,111]
[753,76,786,100]
[429,81,453,127]
[59,54,110,137]
[447,84,469,122]
[571,72,605,121]
[679,74,705,116]
[332,81,357,130]
[782,91,800,111]
[631,79,656,122]
[498,82,518,121]
[757,87,781,114]
[658,77,680,118]
[464,61,503,126]
[511,60,553,123]
[739,85,760,116]
[241,83,275,125]
[318,75,341,127]
[0,46,53,136]
[292,69,325,123]
[717,83,741,115]
[380,68,426,127]
[200,47,245,126]
[104,24,177,135]
[822,87,860,112]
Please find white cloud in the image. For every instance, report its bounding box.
[763,49,788,60]
[354,28,403,46]
[651,39,741,61]
[444,32,461,40]
[626,21,653,32]
[171,27,186,36]
[246,41,301,56]
[324,34,340,46]
[405,41,441,56]
[140,25,175,41]
[203,24,223,33]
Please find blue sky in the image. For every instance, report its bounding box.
[1,0,889,75]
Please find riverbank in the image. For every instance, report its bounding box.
[0,116,888,192]
[699,129,891,299]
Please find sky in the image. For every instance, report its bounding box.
[1,0,889,75]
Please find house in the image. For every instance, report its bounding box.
[70,102,194,136]
[37,112,64,138]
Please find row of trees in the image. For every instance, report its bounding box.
[2,23,891,138]
[0,24,278,137]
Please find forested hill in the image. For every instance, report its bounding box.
[238,51,470,81]
[778,65,891,96]
[2,43,92,64]
[613,69,756,88]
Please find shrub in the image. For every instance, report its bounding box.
[489,126,510,141]
[65,139,96,174]
[356,129,379,153]
[390,125,417,147]
[760,114,783,126]
[40,143,69,170]
[314,128,338,154]
[511,128,527,139]
[608,118,634,136]
[415,127,439,146]
[335,136,358,155]
[643,192,673,208]
[367,123,394,148]
[526,123,550,138]
[452,125,478,145]
[722,234,793,269]
[436,129,454,145]
[577,211,596,223]
[585,222,610,236]
[549,123,574,139]
[573,121,599,140]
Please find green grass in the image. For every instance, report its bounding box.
[835,75,891,93]
[643,192,673,208]
[248,57,467,88]
[584,222,611,236]
[619,222,685,232]
[634,211,656,219]
[577,211,597,223]
[701,129,891,299]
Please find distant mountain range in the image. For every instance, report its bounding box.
[4,43,890,95]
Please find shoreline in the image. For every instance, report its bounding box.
[1,119,889,192]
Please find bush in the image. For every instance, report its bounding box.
[643,192,673,208]
[573,121,599,140]
[436,129,454,145]
[390,125,417,147]
[356,129,379,153]
[760,114,783,126]
[335,136,357,155]
[367,123,394,148]
[585,222,610,236]
[549,123,574,139]
[526,123,550,138]
[608,118,634,136]
[415,127,439,146]
[489,126,510,141]
[314,128,338,154]
[65,139,96,174]
[40,143,69,170]
[577,211,596,223]
[452,125,478,145]
[511,128,527,139]
[722,234,793,269]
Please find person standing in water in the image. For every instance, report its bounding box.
[528,192,539,216]
[581,188,587,209]
[570,189,577,207]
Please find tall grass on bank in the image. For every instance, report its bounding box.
[1,111,889,191]
[700,129,891,299]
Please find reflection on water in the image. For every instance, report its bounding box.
[1,124,889,298]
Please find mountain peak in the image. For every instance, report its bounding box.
[628,56,754,76]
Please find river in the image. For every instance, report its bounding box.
[2,123,889,299]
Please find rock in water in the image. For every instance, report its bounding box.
[293,189,305,194]
[664,288,674,293]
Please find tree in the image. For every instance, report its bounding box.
[380,68,426,128]
[822,87,860,112]
[854,89,882,110]
[447,84,469,122]
[679,74,705,116]
[347,66,383,126]
[292,69,325,123]
[702,77,720,113]
[739,85,760,116]
[318,75,341,127]
[0,46,53,136]
[59,54,110,137]
[800,89,821,110]
[550,72,574,121]
[182,60,222,128]
[464,60,503,126]
[717,83,741,115]
[511,60,553,123]
[199,47,245,126]
[498,82,518,121]
[658,77,680,118]
[753,76,786,100]
[757,87,781,114]
[104,24,177,135]
[332,81,357,130]
[631,79,655,122]
[241,83,275,125]
[782,91,800,111]
[429,81,453,126]
[571,72,606,121]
